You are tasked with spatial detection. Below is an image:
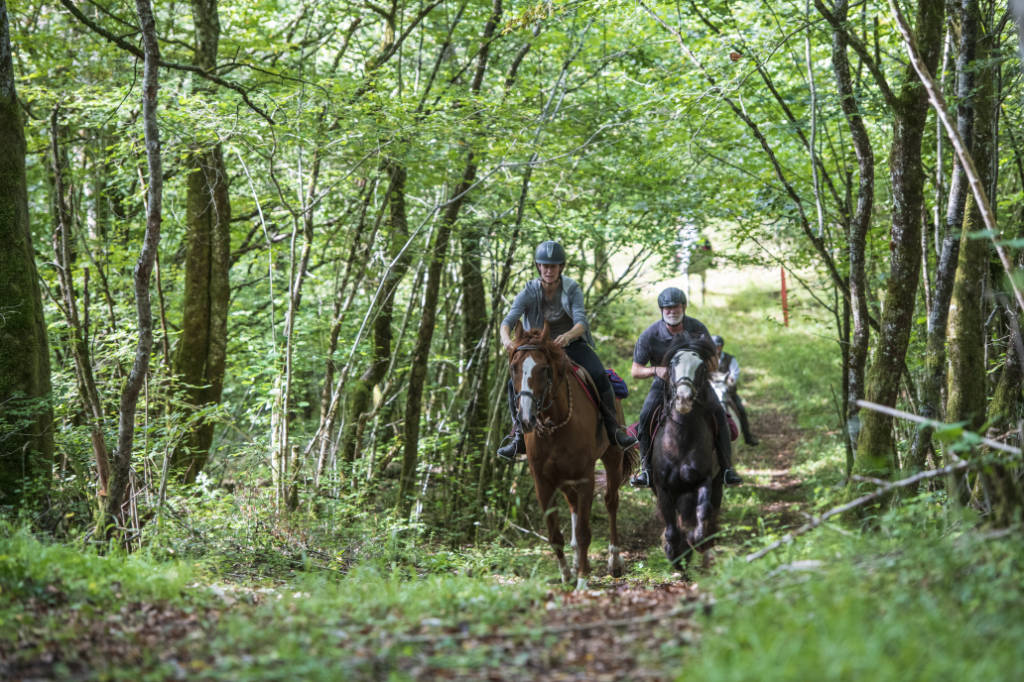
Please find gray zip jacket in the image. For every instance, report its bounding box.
[502,276,593,345]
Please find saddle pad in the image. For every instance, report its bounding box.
[568,362,600,408]
[606,368,629,398]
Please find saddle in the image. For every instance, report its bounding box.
[631,403,738,442]
[567,363,628,406]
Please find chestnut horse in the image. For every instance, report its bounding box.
[651,333,723,574]
[507,327,635,589]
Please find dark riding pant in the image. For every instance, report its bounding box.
[564,340,622,440]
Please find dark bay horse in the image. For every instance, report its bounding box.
[651,333,723,573]
[507,327,635,589]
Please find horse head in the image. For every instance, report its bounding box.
[508,325,565,434]
[661,333,717,417]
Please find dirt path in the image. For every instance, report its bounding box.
[5,411,808,682]
[404,406,810,681]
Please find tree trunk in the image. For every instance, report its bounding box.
[855,0,944,476]
[966,3,1023,523]
[828,0,874,455]
[49,110,110,497]
[0,0,54,506]
[340,161,410,465]
[397,1,500,515]
[103,0,162,534]
[945,0,992,435]
[909,0,975,470]
[171,0,230,483]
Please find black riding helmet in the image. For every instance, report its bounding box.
[711,335,724,347]
[534,240,566,265]
[657,286,687,309]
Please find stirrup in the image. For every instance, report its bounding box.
[496,433,524,461]
[630,469,651,488]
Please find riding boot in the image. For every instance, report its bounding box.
[496,428,526,461]
[630,424,652,487]
[599,385,638,450]
[714,407,743,486]
[496,379,527,461]
[738,407,758,445]
[731,390,759,445]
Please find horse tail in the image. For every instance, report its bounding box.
[622,442,638,476]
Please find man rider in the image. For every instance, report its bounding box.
[496,240,639,460]
[712,335,759,446]
[629,287,743,487]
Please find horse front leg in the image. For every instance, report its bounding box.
[534,477,571,584]
[688,477,714,551]
[565,479,594,590]
[657,491,686,572]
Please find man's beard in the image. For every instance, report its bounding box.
[663,312,683,326]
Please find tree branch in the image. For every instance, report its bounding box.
[887,0,1024,314]
[58,0,275,125]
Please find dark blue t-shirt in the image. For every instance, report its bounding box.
[633,317,711,367]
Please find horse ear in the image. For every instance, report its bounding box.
[540,322,550,341]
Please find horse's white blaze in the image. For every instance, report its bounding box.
[519,355,538,421]
[672,350,703,383]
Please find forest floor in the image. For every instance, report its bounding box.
[400,408,810,681]
[3,405,810,682]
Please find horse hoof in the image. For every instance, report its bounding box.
[608,554,624,578]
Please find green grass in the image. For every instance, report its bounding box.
[5,271,1021,680]
[676,503,1024,682]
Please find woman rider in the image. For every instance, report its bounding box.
[496,240,639,460]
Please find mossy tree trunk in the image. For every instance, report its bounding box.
[855,0,945,476]
[909,0,976,471]
[828,0,874,457]
[171,0,230,483]
[0,0,54,506]
[104,0,162,533]
[945,0,993,503]
[340,161,410,465]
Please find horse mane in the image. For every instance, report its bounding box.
[660,331,717,366]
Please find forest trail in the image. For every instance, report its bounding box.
[403,406,811,681]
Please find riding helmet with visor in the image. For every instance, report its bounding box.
[657,286,687,309]
[534,240,567,265]
[711,335,724,348]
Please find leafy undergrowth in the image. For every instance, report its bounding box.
[4,275,1022,680]
[684,502,1024,682]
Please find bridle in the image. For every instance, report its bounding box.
[510,343,574,434]
[663,348,708,421]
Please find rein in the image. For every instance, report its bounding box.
[511,343,574,434]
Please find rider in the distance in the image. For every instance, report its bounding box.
[712,335,759,446]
